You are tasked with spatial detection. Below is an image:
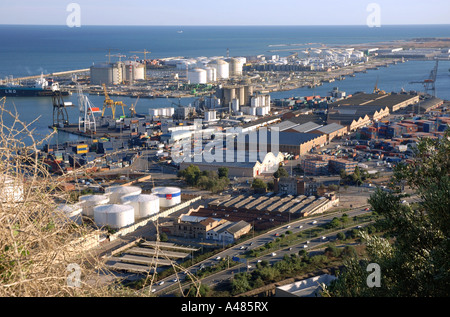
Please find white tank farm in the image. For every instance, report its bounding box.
[121,194,160,219]
[55,203,83,225]
[79,194,110,217]
[151,187,181,208]
[104,185,142,204]
[93,204,135,229]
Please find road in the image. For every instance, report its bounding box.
[149,205,372,295]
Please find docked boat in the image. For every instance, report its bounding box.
[0,75,69,97]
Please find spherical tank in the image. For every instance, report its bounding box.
[151,187,181,208]
[188,68,207,84]
[93,204,135,229]
[104,186,142,204]
[79,194,110,217]
[121,194,160,219]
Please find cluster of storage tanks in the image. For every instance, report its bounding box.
[185,57,246,84]
[148,107,175,118]
[55,186,182,230]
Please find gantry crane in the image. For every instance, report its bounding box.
[410,59,439,97]
[101,84,127,119]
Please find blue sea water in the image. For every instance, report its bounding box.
[1,24,449,145]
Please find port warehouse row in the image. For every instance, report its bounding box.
[200,192,339,231]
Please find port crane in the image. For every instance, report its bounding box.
[129,96,139,117]
[409,59,439,97]
[101,84,127,119]
[77,84,100,133]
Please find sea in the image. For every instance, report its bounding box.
[1,24,450,145]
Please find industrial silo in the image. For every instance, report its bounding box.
[188,68,207,84]
[104,185,142,204]
[79,194,110,217]
[151,187,181,208]
[93,204,135,229]
[121,194,160,219]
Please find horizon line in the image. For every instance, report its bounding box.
[1,23,450,27]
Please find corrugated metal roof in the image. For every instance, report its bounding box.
[315,123,345,134]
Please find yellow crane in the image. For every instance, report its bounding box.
[129,96,139,117]
[101,84,128,118]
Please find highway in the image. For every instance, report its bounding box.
[149,205,373,295]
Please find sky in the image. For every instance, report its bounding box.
[0,0,449,26]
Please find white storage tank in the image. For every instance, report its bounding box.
[104,185,142,204]
[229,58,243,77]
[204,110,217,122]
[188,68,207,84]
[121,194,160,219]
[55,203,83,225]
[79,194,110,217]
[93,204,135,229]
[151,187,181,208]
[149,108,160,117]
[208,59,229,79]
[0,175,24,203]
[205,67,217,82]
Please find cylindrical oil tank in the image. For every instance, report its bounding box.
[93,204,135,229]
[55,203,83,224]
[0,175,24,203]
[188,68,207,84]
[104,185,142,204]
[149,108,160,116]
[229,58,243,77]
[208,60,229,79]
[238,86,246,106]
[205,67,217,82]
[151,187,181,208]
[79,194,110,217]
[121,194,160,219]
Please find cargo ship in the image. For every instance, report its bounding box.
[0,75,69,97]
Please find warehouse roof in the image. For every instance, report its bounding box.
[314,123,346,134]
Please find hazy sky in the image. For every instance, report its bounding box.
[1,0,449,26]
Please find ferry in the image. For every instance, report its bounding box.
[0,75,69,97]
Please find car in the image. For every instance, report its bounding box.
[312,221,318,225]
[240,246,245,250]
[151,289,156,293]
[172,278,178,283]
[306,240,310,244]
[257,260,262,263]
[298,225,303,229]
[289,247,293,251]
[249,242,254,246]
[274,233,280,237]
[364,207,370,211]
[158,281,165,286]
[247,265,252,269]
[321,236,327,240]
[216,256,221,261]
[286,225,291,229]
[303,245,308,249]
[271,252,277,257]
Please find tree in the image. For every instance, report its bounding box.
[273,166,289,179]
[251,178,267,193]
[326,130,450,297]
[218,167,229,179]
